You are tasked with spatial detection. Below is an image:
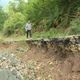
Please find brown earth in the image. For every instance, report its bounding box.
[0,40,80,80]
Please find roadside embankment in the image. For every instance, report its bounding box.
[0,35,80,80]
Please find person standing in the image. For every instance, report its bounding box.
[25,21,32,38]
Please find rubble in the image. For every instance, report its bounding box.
[0,53,36,80]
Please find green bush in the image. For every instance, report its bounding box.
[69,17,80,35]
[3,12,26,36]
[3,26,14,36]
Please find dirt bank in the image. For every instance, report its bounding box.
[0,36,80,80]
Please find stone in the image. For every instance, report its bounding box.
[0,53,24,80]
[0,69,22,80]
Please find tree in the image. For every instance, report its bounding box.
[2,0,80,36]
[3,12,26,36]
[0,7,7,30]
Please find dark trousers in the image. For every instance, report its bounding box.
[26,30,32,38]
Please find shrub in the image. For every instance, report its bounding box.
[3,12,26,36]
[69,17,80,35]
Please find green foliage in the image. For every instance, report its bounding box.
[0,7,7,30]
[69,17,80,35]
[3,12,26,36]
[25,0,59,28]
[0,0,80,37]
[19,0,80,29]
[33,28,69,39]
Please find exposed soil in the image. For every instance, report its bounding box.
[0,41,80,80]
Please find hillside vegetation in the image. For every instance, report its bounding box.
[0,0,80,38]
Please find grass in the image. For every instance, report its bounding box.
[0,28,73,42]
[33,28,69,39]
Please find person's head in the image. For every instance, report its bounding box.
[28,20,30,23]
